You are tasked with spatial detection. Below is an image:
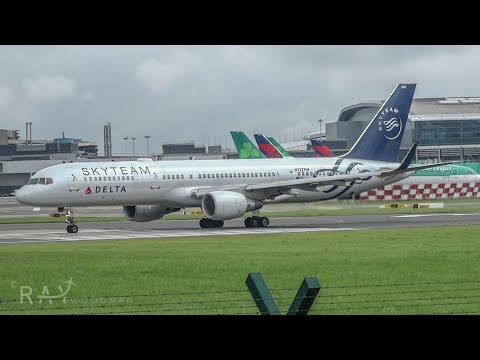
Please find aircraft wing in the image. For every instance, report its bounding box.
[190,173,367,200]
[244,173,364,191]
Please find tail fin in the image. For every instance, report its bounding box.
[310,138,334,157]
[341,83,416,162]
[230,131,265,159]
[267,137,292,158]
[254,134,284,158]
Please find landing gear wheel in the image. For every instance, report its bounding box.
[250,217,259,227]
[64,206,78,233]
[244,217,252,228]
[260,217,269,227]
[200,218,224,228]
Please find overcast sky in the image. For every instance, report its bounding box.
[0,45,478,155]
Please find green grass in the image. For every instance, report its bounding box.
[1,225,480,315]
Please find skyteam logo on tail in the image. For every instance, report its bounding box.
[378,107,402,140]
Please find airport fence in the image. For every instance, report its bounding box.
[1,278,479,315]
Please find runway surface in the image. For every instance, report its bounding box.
[2,212,480,244]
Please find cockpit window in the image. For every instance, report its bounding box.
[27,177,53,185]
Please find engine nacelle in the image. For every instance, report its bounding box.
[201,191,263,220]
[123,205,181,222]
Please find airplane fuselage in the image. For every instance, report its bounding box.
[15,157,411,208]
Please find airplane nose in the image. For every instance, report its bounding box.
[15,186,32,205]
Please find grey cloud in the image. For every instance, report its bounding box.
[0,85,15,114]
[23,75,77,102]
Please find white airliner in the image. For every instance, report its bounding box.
[15,83,453,233]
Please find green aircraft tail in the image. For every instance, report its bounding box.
[230,131,265,159]
[267,137,292,158]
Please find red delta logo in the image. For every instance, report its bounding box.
[85,187,92,195]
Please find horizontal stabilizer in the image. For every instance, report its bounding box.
[378,143,459,177]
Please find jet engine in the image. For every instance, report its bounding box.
[123,205,181,222]
[201,191,263,220]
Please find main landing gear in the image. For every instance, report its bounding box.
[64,207,79,233]
[199,218,224,228]
[244,216,269,228]
[198,216,270,228]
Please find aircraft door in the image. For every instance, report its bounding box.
[451,167,458,180]
[150,172,161,189]
[69,174,79,191]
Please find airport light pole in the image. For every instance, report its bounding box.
[123,137,129,156]
[145,135,151,155]
[131,137,136,156]
[317,118,323,136]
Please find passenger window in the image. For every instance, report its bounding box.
[259,173,262,177]
[272,173,275,177]
[126,176,130,180]
[255,173,258,177]
[39,178,46,185]
[176,175,179,180]
[163,175,166,179]
[108,176,111,181]
[216,174,219,178]
[89,177,92,181]
[251,173,254,177]
[46,178,53,185]
[233,174,237,178]
[301,172,304,176]
[207,174,210,178]
[131,176,135,180]
[264,172,267,177]
[94,177,98,181]
[220,174,224,178]
[117,176,120,181]
[229,174,232,178]
[203,174,206,178]
[122,176,125,180]
[268,172,271,177]
[246,173,250,177]
[242,173,245,177]
[84,177,87,182]
[103,177,107,181]
[167,175,170,179]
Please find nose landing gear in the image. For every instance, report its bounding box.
[65,207,78,233]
